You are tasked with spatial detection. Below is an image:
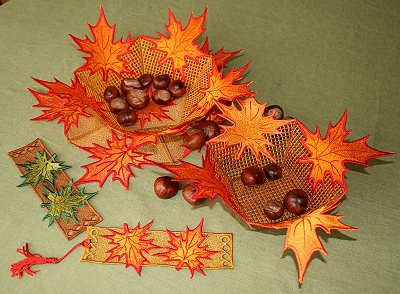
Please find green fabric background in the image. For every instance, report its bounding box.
[0,0,399,293]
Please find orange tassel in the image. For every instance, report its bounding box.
[11,240,91,278]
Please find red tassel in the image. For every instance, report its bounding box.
[11,240,91,278]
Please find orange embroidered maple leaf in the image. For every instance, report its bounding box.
[200,36,242,69]
[70,6,134,81]
[211,97,293,161]
[273,201,358,284]
[30,76,104,134]
[150,7,208,78]
[156,218,218,277]
[104,220,160,276]
[75,131,153,189]
[194,61,254,117]
[298,110,394,195]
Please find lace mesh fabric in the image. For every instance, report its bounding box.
[68,37,213,163]
[81,226,234,270]
[208,121,347,229]
[8,139,103,240]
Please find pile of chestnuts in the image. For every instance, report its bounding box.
[239,163,308,220]
[153,176,204,205]
[103,73,187,127]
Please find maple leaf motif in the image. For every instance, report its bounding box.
[150,7,208,78]
[41,179,97,226]
[69,6,135,81]
[298,110,394,195]
[104,221,159,276]
[211,97,293,161]
[156,218,218,277]
[194,61,254,117]
[30,75,104,134]
[200,36,243,69]
[74,131,154,189]
[274,201,359,284]
[18,150,70,187]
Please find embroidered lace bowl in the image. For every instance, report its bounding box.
[66,37,213,164]
[207,120,347,228]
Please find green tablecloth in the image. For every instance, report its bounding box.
[1,1,399,293]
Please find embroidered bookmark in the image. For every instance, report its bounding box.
[11,218,233,278]
[8,138,102,240]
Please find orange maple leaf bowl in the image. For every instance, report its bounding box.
[66,36,214,163]
[208,120,347,228]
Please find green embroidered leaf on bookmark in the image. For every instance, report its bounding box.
[18,150,70,187]
[41,180,97,226]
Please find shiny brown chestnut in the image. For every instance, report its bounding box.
[116,109,138,126]
[168,80,186,98]
[154,176,179,199]
[109,97,129,114]
[183,128,207,150]
[263,200,285,220]
[196,120,221,141]
[138,74,154,89]
[182,184,204,205]
[240,166,266,186]
[121,78,143,94]
[263,163,282,181]
[126,89,149,110]
[153,74,171,89]
[264,105,284,120]
[104,86,120,102]
[283,189,309,215]
[152,89,172,105]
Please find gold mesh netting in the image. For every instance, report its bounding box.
[8,139,103,240]
[81,226,233,270]
[208,121,347,229]
[67,37,213,163]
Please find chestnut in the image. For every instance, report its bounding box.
[126,89,150,110]
[263,163,282,181]
[168,80,186,98]
[116,109,138,126]
[182,183,204,205]
[138,74,154,89]
[196,120,221,141]
[121,78,143,94]
[183,128,207,150]
[154,176,179,199]
[240,166,266,186]
[109,97,129,114]
[263,200,285,220]
[283,189,309,215]
[153,74,171,89]
[152,89,172,105]
[264,105,284,120]
[104,86,120,102]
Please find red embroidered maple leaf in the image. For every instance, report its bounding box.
[135,91,174,128]
[70,6,135,81]
[273,200,358,284]
[210,97,293,161]
[298,110,394,195]
[30,76,104,134]
[103,220,160,276]
[200,36,242,69]
[75,131,153,189]
[156,218,218,277]
[150,7,208,78]
[192,61,254,118]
